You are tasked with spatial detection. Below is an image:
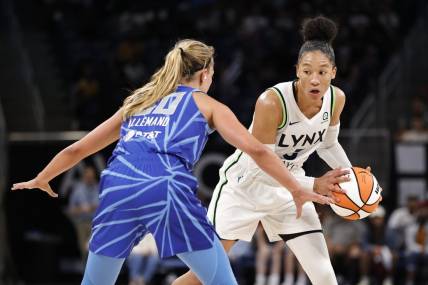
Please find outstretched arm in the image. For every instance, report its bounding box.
[12,109,123,197]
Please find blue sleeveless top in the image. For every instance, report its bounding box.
[89,85,217,259]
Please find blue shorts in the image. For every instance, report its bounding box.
[89,154,215,258]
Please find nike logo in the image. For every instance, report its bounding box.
[237,175,243,183]
[289,121,300,125]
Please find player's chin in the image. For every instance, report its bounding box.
[307,91,322,100]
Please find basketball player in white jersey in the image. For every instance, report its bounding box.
[174,16,352,285]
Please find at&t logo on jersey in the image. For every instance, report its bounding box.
[124,130,162,141]
[123,92,187,142]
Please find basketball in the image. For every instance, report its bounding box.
[330,167,382,220]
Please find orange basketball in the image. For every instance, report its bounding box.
[330,167,382,220]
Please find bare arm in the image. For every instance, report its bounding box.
[251,89,282,144]
[12,109,123,197]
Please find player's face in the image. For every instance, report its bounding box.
[296,51,336,101]
[200,60,214,93]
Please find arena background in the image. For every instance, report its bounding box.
[0,0,427,284]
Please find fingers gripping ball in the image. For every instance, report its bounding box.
[331,167,381,220]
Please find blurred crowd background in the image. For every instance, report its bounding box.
[1,0,428,284]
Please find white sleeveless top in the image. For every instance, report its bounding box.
[268,81,335,172]
[218,81,336,187]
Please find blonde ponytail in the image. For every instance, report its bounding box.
[122,39,214,119]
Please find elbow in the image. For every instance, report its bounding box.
[64,142,82,157]
[247,143,269,161]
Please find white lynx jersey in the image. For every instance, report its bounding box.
[217,81,336,189]
[268,81,335,171]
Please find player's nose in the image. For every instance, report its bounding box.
[310,75,320,85]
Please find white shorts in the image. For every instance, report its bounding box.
[207,152,322,242]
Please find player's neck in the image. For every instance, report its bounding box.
[179,79,202,90]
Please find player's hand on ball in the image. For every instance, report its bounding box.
[11,177,58,198]
[291,189,334,218]
[314,168,350,201]
[330,167,382,220]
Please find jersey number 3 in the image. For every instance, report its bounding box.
[282,148,303,160]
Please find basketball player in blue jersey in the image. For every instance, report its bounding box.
[12,39,334,285]
[174,17,366,285]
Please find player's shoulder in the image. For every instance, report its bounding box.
[257,86,286,112]
[329,85,347,122]
[332,85,346,103]
[253,92,281,121]
[331,85,346,113]
[192,90,218,106]
[270,81,293,94]
[260,81,292,103]
[258,89,279,106]
[191,90,222,118]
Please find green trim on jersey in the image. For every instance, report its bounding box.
[330,86,336,118]
[213,151,243,227]
[270,87,288,129]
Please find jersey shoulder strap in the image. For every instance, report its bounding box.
[267,83,288,129]
[330,85,336,118]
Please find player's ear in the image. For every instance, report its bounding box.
[331,66,337,79]
[197,70,205,84]
[201,68,210,82]
[295,63,300,79]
